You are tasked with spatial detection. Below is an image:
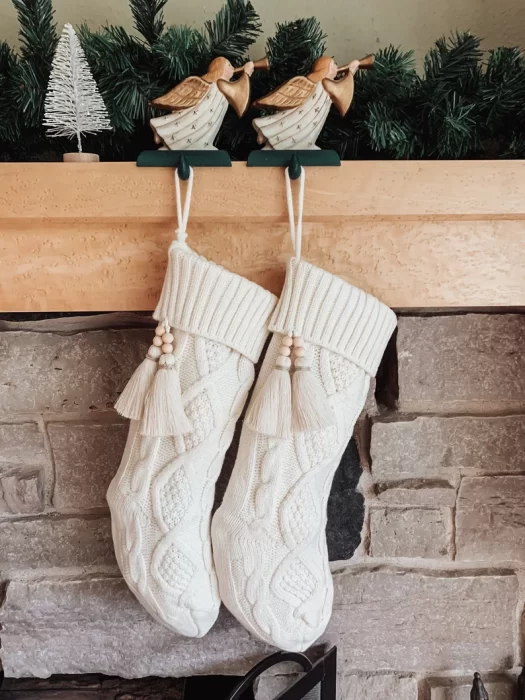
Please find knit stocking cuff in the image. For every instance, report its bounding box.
[269,258,397,377]
[154,243,277,363]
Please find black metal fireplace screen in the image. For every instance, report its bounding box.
[224,646,336,700]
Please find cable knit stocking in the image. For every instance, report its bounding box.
[107,242,276,638]
[212,258,396,651]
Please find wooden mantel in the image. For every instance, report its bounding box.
[0,160,524,311]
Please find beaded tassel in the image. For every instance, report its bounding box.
[291,336,335,432]
[114,334,162,421]
[245,334,293,438]
[141,323,193,437]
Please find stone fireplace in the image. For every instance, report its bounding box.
[1,309,524,699]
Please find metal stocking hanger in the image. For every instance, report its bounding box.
[136,148,340,180]
[136,149,232,179]
[247,149,340,180]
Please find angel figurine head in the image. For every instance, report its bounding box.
[150,56,269,151]
[252,54,373,150]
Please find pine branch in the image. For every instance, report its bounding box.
[416,32,483,157]
[505,131,525,158]
[152,26,208,87]
[129,0,167,44]
[10,0,58,127]
[481,47,525,131]
[79,24,154,131]
[215,106,259,159]
[266,18,326,86]
[12,0,57,62]
[318,121,361,159]
[423,31,482,98]
[0,41,16,77]
[0,41,16,94]
[325,46,419,159]
[204,0,261,65]
[0,41,19,143]
[431,95,478,158]
[356,46,416,101]
[365,102,420,158]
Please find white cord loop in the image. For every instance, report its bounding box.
[285,166,305,263]
[174,167,194,245]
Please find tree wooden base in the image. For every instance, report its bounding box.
[63,153,100,163]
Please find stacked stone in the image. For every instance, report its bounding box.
[1,312,525,700]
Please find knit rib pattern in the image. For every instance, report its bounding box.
[270,258,397,377]
[154,242,277,363]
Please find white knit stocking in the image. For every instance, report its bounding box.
[108,240,276,638]
[212,257,396,651]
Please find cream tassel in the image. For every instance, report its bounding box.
[114,344,161,420]
[245,334,293,438]
[141,354,192,437]
[291,336,336,433]
[140,323,192,437]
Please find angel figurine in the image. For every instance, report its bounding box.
[252,54,374,150]
[150,56,268,150]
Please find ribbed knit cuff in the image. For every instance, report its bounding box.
[154,242,277,363]
[270,259,397,377]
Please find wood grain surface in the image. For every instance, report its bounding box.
[1,161,524,311]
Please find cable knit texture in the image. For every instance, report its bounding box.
[108,244,276,638]
[212,260,396,651]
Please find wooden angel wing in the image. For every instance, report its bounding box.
[217,71,250,117]
[322,71,355,117]
[252,76,317,111]
[151,76,211,111]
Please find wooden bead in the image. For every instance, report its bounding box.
[293,336,304,347]
[276,355,291,368]
[279,346,291,357]
[155,325,165,337]
[161,343,174,354]
[162,332,174,344]
[294,347,306,358]
[147,345,162,359]
[152,336,163,347]
[281,336,293,347]
[160,353,176,366]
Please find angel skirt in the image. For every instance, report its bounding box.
[150,83,228,150]
[252,83,331,150]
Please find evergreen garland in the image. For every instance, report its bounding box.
[2,0,525,161]
[130,0,167,45]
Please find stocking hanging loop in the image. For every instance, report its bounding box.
[285,166,305,262]
[174,166,194,245]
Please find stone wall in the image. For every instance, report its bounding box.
[1,312,525,700]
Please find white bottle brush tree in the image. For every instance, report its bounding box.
[44,24,112,153]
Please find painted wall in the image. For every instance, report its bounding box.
[1,0,525,65]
